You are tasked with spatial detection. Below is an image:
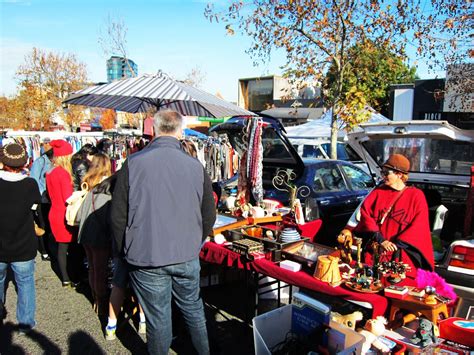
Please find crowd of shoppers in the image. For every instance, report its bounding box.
[0,110,216,354]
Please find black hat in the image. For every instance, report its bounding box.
[2,143,28,168]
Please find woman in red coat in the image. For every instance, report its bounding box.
[351,154,434,286]
[46,140,74,287]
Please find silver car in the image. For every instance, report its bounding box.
[347,120,474,316]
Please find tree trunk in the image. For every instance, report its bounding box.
[330,59,345,160]
[330,109,339,159]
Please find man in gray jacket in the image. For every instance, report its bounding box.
[111,110,216,355]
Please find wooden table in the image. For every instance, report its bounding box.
[388,294,449,325]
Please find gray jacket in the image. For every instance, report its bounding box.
[76,176,114,247]
[111,136,216,267]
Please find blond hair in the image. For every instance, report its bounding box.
[400,173,409,183]
[82,153,111,189]
[53,155,73,183]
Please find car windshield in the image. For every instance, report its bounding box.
[362,138,474,175]
[320,143,361,161]
[261,126,296,161]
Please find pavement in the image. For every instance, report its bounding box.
[0,254,266,355]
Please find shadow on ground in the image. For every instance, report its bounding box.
[0,321,62,355]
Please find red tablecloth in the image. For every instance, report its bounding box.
[200,241,388,317]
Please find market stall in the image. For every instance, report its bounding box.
[200,241,389,317]
[203,115,469,354]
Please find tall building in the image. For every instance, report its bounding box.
[389,64,473,129]
[238,75,323,126]
[106,56,138,82]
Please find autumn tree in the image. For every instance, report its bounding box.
[64,105,88,131]
[100,109,116,130]
[324,41,417,119]
[123,112,141,129]
[0,96,20,129]
[15,47,88,130]
[205,0,472,158]
[0,84,56,130]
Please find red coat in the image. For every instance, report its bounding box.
[353,185,434,286]
[46,166,74,243]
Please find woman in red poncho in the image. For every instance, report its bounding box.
[351,154,434,286]
[45,139,74,287]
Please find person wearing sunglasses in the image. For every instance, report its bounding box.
[346,153,434,286]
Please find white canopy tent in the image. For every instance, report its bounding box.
[285,107,389,144]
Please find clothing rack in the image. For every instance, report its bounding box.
[103,131,150,172]
[4,131,106,164]
[184,135,238,183]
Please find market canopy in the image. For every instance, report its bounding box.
[184,128,207,139]
[64,72,255,118]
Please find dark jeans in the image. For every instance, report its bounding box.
[37,202,51,256]
[129,258,209,355]
[57,243,70,282]
[37,236,48,256]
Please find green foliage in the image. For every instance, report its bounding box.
[324,42,417,116]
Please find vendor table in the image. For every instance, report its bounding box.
[199,241,389,318]
[388,295,449,325]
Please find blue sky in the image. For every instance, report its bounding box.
[1,0,441,102]
[1,0,286,101]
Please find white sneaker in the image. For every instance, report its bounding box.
[105,324,117,340]
[138,321,146,334]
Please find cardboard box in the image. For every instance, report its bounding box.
[327,320,365,355]
[280,260,302,272]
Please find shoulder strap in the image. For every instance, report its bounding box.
[379,187,409,226]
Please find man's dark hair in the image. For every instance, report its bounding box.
[96,139,113,155]
[79,144,98,156]
[45,148,54,159]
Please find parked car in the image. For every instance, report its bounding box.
[210,116,375,245]
[290,139,370,173]
[346,120,474,291]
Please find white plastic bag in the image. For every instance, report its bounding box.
[65,182,88,226]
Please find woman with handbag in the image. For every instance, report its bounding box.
[76,153,113,317]
[0,143,42,333]
[45,139,75,288]
[347,154,434,286]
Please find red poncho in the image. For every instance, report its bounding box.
[353,185,434,286]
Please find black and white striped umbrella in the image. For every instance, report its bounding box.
[64,72,255,117]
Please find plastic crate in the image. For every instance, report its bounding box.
[253,305,293,355]
[253,304,364,355]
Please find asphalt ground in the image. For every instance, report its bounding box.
[0,254,265,355]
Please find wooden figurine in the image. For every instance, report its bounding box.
[337,229,353,264]
[353,236,363,269]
